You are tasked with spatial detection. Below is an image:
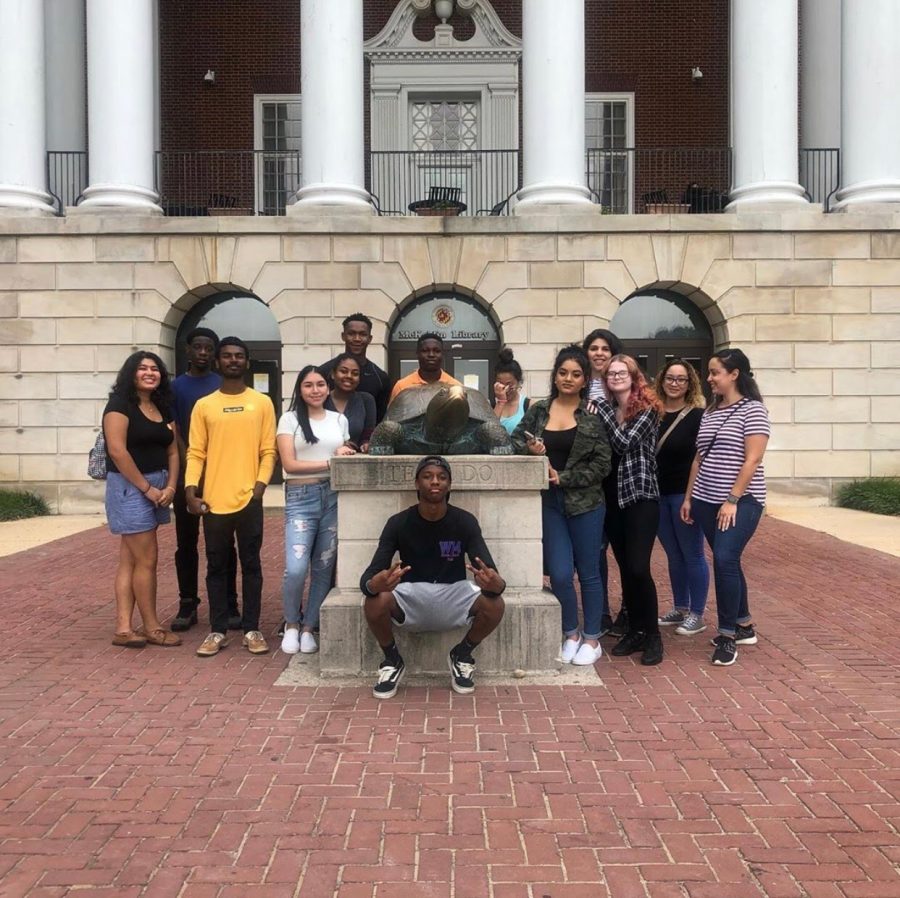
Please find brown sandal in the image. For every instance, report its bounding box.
[141,627,182,647]
[112,631,146,648]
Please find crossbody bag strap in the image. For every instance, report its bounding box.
[655,406,691,455]
[697,398,747,465]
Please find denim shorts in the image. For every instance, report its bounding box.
[105,470,171,535]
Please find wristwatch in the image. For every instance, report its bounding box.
[725,493,740,505]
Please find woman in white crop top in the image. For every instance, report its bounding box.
[276,365,355,655]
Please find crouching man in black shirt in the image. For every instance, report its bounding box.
[360,455,506,699]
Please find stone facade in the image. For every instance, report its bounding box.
[1,207,899,510]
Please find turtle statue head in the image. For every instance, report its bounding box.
[423,384,469,443]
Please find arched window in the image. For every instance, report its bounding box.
[610,289,713,382]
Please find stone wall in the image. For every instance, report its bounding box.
[1,207,898,510]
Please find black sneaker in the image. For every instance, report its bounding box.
[599,614,614,637]
[640,632,663,666]
[171,599,199,632]
[373,658,405,699]
[610,609,629,637]
[735,624,758,645]
[449,649,476,695]
[611,630,646,656]
[711,635,738,666]
[275,620,286,638]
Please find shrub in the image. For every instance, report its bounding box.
[835,478,900,517]
[0,489,51,522]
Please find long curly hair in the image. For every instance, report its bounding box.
[654,358,705,408]
[110,351,172,415]
[604,354,662,422]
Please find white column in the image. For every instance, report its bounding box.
[295,0,370,208]
[834,0,900,208]
[516,0,591,208]
[0,1,54,212]
[80,0,161,211]
[728,0,807,208]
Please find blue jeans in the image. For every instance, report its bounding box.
[282,482,338,629]
[657,492,709,615]
[691,496,763,636]
[542,486,606,639]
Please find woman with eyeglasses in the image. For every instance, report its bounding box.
[511,345,611,666]
[590,354,664,666]
[681,348,770,667]
[653,360,709,635]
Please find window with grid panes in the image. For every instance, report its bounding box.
[585,97,631,213]
[259,99,301,214]
[410,100,479,151]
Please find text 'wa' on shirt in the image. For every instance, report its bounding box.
[185,387,277,514]
[360,505,496,594]
[277,409,350,482]
[692,399,770,505]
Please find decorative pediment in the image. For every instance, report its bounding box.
[365,0,522,63]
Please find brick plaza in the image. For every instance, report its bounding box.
[1,514,898,897]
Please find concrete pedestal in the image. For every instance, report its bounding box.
[318,455,561,678]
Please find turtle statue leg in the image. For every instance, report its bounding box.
[477,419,514,456]
[367,420,403,456]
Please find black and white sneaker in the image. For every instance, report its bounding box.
[599,613,614,637]
[449,650,476,695]
[373,658,405,699]
[734,624,758,645]
[609,609,629,637]
[711,635,737,666]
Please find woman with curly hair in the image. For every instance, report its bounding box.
[653,359,709,635]
[103,351,180,648]
[591,354,664,665]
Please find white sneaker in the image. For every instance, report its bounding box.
[300,631,318,654]
[572,641,603,666]
[281,627,300,654]
[559,636,582,664]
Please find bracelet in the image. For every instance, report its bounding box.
[494,398,507,404]
[141,485,152,495]
[725,493,740,504]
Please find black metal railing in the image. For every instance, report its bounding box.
[368,149,520,216]
[800,148,840,210]
[47,151,88,215]
[585,147,733,213]
[155,150,302,216]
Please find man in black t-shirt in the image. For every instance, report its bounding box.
[360,456,506,699]
[318,313,392,422]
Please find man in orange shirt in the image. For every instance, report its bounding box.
[389,333,461,404]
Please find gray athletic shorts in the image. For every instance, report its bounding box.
[392,581,481,633]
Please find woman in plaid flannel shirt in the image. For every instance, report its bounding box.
[591,354,665,666]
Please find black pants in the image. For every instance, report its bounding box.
[605,497,660,635]
[202,499,264,634]
[174,483,238,604]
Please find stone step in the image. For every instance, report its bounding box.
[319,588,562,677]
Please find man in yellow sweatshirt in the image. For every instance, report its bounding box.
[185,337,277,657]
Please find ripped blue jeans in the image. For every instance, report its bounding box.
[282,481,338,628]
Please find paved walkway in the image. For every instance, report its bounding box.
[1,514,899,897]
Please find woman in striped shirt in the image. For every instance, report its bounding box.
[681,349,770,667]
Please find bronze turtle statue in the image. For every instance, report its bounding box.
[368,383,513,456]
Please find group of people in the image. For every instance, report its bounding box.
[101,310,769,699]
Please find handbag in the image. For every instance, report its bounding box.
[87,430,107,480]
[655,406,691,455]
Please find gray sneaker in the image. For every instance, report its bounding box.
[658,609,687,626]
[675,613,707,635]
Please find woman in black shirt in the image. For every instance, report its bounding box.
[103,351,180,648]
[653,360,709,635]
[324,352,376,451]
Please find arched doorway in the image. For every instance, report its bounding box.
[388,291,500,397]
[176,290,283,415]
[610,289,714,385]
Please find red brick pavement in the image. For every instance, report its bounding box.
[1,513,899,897]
